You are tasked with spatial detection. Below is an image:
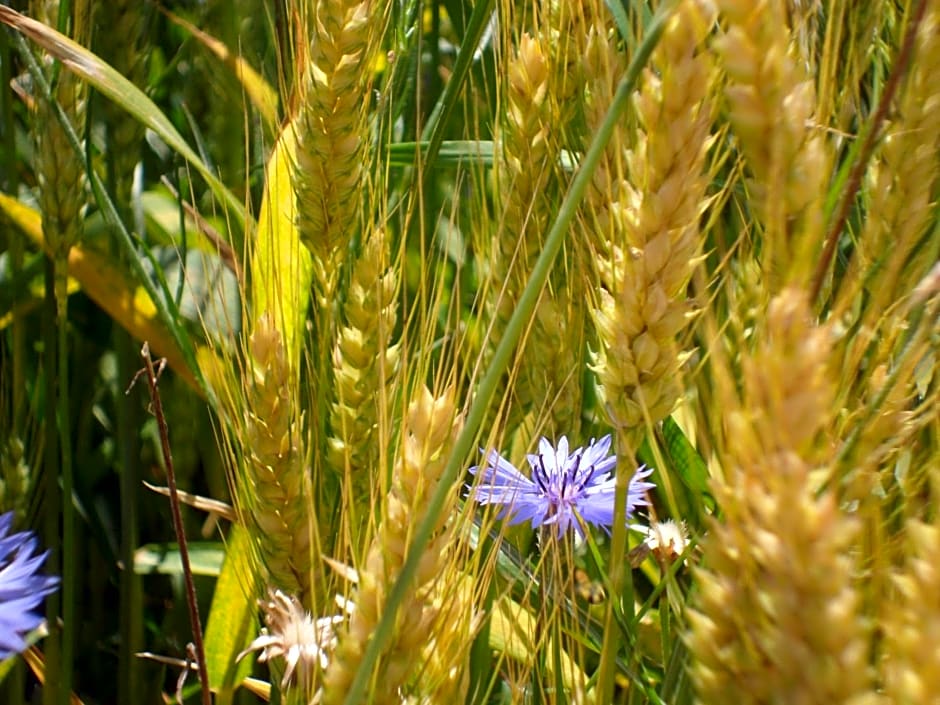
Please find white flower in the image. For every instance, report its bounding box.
[239,589,350,692]
[640,519,690,562]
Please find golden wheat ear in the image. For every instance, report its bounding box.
[714,0,830,288]
[240,313,317,606]
[322,385,463,704]
[328,227,401,539]
[589,0,716,446]
[96,0,148,207]
[687,290,872,704]
[492,30,586,438]
[31,0,91,313]
[884,520,940,704]
[292,0,384,301]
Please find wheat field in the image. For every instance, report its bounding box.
[0,0,938,703]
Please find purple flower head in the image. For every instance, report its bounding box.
[0,512,60,659]
[467,435,655,540]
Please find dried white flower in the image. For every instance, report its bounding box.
[239,589,350,692]
[641,519,690,563]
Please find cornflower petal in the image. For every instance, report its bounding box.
[467,435,655,540]
[0,512,60,660]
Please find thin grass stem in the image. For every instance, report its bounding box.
[55,289,74,705]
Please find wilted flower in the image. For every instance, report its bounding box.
[0,511,60,659]
[467,435,654,540]
[239,589,349,693]
[633,519,690,565]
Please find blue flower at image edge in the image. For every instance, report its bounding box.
[467,435,655,540]
[0,512,60,659]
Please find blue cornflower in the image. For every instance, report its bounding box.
[467,435,655,540]
[0,512,60,659]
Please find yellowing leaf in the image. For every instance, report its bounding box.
[0,192,199,389]
[251,123,313,365]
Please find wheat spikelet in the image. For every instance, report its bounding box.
[95,1,148,207]
[485,31,550,346]
[589,0,715,442]
[580,14,630,261]
[242,313,316,605]
[405,569,479,704]
[31,0,91,312]
[322,385,462,704]
[489,30,585,436]
[0,436,29,515]
[544,0,594,148]
[292,0,380,298]
[787,0,822,70]
[884,520,940,704]
[831,3,940,491]
[715,0,829,285]
[328,227,400,505]
[854,0,940,305]
[687,290,873,704]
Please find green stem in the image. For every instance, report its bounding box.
[41,260,61,705]
[598,431,637,704]
[116,326,142,705]
[339,6,671,703]
[55,261,74,705]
